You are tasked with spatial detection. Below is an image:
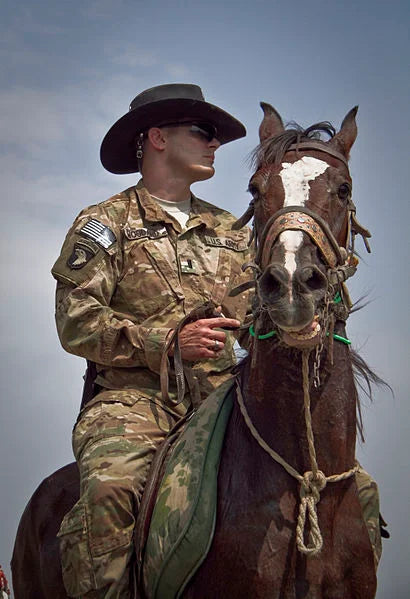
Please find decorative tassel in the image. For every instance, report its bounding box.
[0,565,10,598]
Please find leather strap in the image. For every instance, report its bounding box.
[287,141,349,169]
[257,206,346,270]
[160,301,220,406]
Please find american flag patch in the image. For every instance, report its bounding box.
[79,219,116,249]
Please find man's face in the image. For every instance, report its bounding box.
[162,123,221,183]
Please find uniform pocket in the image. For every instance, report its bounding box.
[90,526,133,558]
[57,501,95,596]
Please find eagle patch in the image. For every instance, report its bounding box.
[67,243,96,269]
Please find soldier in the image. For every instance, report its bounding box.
[52,84,252,598]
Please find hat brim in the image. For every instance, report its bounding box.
[100,98,246,174]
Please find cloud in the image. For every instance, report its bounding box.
[111,49,158,68]
[0,85,107,154]
[0,4,65,36]
[81,0,127,20]
[165,63,190,78]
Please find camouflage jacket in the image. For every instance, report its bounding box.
[52,181,252,416]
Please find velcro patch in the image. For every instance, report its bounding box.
[179,257,198,274]
[204,235,246,251]
[123,225,168,240]
[79,219,116,249]
[67,242,96,269]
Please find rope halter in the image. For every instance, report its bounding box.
[235,351,360,557]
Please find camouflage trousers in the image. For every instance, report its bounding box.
[356,466,383,568]
[58,392,178,599]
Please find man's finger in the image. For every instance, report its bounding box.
[199,317,240,329]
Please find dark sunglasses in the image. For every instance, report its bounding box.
[160,121,218,142]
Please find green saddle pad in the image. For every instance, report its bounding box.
[141,378,235,599]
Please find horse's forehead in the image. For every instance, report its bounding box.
[279,156,329,208]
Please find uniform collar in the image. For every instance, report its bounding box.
[135,180,221,231]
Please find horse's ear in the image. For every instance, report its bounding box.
[329,106,358,158]
[259,102,285,143]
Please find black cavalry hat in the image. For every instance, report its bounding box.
[100,83,246,174]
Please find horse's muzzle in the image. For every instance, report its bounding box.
[258,262,328,332]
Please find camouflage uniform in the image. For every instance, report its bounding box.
[356,466,384,568]
[53,181,252,598]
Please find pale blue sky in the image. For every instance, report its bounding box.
[1,1,409,596]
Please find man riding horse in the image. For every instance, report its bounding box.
[51,83,252,598]
[51,84,385,598]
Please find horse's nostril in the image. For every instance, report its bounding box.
[297,266,327,292]
[259,265,289,301]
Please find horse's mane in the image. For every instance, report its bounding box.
[251,121,336,169]
[350,349,390,442]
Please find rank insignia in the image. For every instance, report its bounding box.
[179,257,198,274]
[67,243,96,269]
[79,219,116,249]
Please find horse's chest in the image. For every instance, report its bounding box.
[186,435,377,599]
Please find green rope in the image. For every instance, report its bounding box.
[249,325,277,339]
[331,333,351,345]
[249,324,351,345]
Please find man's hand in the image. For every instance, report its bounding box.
[169,316,240,361]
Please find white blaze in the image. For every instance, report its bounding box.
[280,156,329,209]
[278,157,329,299]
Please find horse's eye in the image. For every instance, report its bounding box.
[337,183,351,201]
[248,184,260,200]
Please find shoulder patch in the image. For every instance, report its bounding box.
[67,242,96,270]
[79,219,116,249]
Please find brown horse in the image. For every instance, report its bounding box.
[12,104,379,598]
[180,104,377,598]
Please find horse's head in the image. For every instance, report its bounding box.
[246,103,370,349]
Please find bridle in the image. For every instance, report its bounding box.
[254,142,371,277]
[233,141,372,305]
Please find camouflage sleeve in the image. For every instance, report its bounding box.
[232,238,254,350]
[52,206,172,373]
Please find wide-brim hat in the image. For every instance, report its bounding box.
[100,83,246,174]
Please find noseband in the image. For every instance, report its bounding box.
[257,206,347,270]
[256,205,357,286]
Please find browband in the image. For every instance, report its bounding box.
[286,142,349,169]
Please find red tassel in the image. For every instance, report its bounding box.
[0,565,10,597]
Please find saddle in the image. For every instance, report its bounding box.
[134,378,236,599]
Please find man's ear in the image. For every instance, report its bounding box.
[147,127,167,150]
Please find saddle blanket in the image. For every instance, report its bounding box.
[141,378,235,599]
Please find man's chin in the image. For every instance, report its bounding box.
[191,165,215,181]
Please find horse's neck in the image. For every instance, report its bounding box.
[244,331,357,476]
